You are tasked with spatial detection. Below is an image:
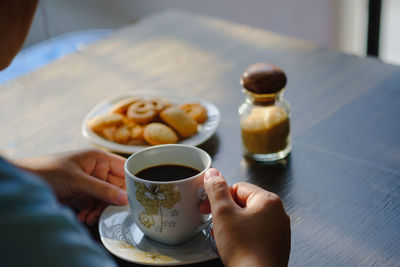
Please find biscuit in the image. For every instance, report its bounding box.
[180,103,208,123]
[101,126,117,141]
[160,106,198,138]
[148,98,171,113]
[122,116,136,127]
[109,97,140,115]
[114,125,132,144]
[87,113,124,133]
[127,139,148,146]
[130,124,145,141]
[143,123,178,145]
[127,100,157,124]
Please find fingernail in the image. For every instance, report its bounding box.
[205,168,220,180]
[116,190,128,204]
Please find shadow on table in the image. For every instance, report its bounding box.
[243,155,292,197]
[112,133,220,160]
[199,134,220,159]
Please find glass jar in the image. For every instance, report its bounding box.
[239,63,291,161]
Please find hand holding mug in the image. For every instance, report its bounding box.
[202,168,291,267]
[14,148,128,225]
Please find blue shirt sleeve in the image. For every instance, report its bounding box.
[0,157,117,267]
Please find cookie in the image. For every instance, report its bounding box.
[180,103,208,123]
[143,122,178,145]
[160,106,198,138]
[87,113,124,133]
[109,97,140,115]
[130,124,145,141]
[101,126,117,141]
[148,98,171,113]
[127,100,157,124]
[114,125,132,144]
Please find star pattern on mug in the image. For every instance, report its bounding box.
[162,220,177,228]
[170,209,179,217]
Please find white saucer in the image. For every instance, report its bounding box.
[98,205,219,266]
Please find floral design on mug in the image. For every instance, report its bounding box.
[135,182,181,232]
[139,212,155,228]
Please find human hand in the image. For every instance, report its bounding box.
[200,168,291,267]
[14,148,128,225]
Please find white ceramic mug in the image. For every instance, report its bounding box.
[125,144,212,246]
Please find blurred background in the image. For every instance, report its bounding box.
[19,0,400,66]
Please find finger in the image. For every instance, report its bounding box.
[199,198,211,214]
[74,171,128,205]
[204,168,233,215]
[107,173,125,188]
[77,197,96,223]
[90,152,125,181]
[86,202,107,226]
[106,152,126,178]
[231,182,273,208]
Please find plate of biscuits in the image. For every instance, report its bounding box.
[81,94,220,154]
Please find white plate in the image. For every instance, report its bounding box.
[81,95,220,154]
[99,205,219,266]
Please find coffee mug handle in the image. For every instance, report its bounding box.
[198,188,217,254]
[198,186,213,228]
[201,214,213,228]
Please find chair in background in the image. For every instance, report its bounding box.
[0,29,112,84]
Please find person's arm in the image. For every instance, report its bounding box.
[0,157,116,267]
[13,148,128,225]
[202,168,291,267]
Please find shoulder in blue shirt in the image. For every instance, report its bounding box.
[0,157,116,267]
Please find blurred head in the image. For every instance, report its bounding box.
[0,0,38,70]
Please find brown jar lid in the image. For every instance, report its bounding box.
[240,63,287,94]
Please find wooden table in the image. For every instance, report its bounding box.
[1,9,399,267]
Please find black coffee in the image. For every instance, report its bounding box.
[135,164,200,182]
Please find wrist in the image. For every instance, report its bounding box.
[12,157,51,180]
[226,250,284,267]
[12,158,38,173]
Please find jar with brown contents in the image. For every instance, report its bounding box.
[239,63,291,161]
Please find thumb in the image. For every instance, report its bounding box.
[204,168,233,214]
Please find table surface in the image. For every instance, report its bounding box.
[1,9,399,267]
